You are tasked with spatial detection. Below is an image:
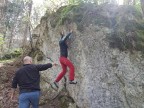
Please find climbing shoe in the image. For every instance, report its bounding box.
[51,82,59,91]
[69,80,77,84]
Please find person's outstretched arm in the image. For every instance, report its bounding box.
[36,63,57,71]
[36,63,52,71]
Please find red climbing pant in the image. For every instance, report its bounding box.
[55,56,75,82]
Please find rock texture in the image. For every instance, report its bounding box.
[32,3,144,108]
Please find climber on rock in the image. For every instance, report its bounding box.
[11,56,57,108]
[52,29,77,90]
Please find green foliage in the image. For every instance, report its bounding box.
[97,4,144,54]
[0,48,22,60]
[50,0,102,28]
[68,0,98,4]
[51,3,104,30]
[28,48,43,60]
[135,30,144,51]
[58,5,74,25]
[68,0,78,4]
[0,34,4,47]
[5,1,24,29]
[48,2,144,54]
[108,11,144,53]
[36,51,44,61]
[0,58,15,63]
[134,0,141,12]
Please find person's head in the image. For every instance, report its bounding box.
[23,56,32,64]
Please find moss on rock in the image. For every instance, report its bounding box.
[47,3,144,53]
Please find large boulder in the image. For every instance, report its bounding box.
[32,3,144,108]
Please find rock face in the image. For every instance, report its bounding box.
[32,3,144,108]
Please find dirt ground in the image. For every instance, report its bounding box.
[0,61,19,108]
[0,58,73,108]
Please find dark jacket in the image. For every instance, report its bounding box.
[12,63,52,92]
[59,33,72,58]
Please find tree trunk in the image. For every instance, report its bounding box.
[124,0,133,5]
[124,0,128,5]
[0,0,8,56]
[141,0,144,17]
[132,0,136,5]
[8,28,14,49]
[0,0,4,20]
[0,0,7,33]
[8,6,21,49]
[22,0,33,48]
[28,0,33,49]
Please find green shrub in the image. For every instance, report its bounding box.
[0,48,22,60]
